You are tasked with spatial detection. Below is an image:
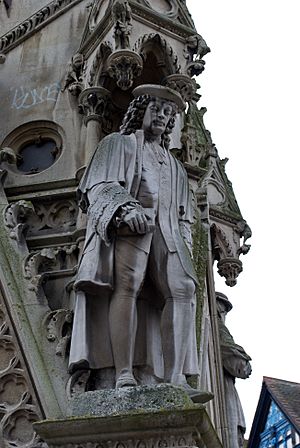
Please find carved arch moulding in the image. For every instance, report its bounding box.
[141,0,179,18]
[0,0,85,60]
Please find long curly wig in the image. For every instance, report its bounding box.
[119,95,177,150]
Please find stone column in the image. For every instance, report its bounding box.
[78,87,111,165]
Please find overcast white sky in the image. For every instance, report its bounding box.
[186,0,300,436]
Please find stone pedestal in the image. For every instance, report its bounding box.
[34,385,222,448]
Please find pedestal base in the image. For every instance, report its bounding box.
[34,385,222,448]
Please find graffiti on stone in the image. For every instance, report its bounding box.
[11,82,61,110]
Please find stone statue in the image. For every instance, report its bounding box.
[216,292,252,448]
[61,52,84,95]
[69,84,203,400]
[112,0,132,49]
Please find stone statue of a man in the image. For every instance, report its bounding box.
[216,292,252,448]
[69,84,201,400]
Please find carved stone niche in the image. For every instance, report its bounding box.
[133,33,181,82]
[106,50,143,90]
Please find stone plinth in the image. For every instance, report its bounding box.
[34,385,222,448]
[68,384,193,417]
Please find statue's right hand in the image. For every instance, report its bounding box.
[123,208,151,234]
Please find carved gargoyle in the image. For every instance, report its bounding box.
[4,200,35,244]
[184,34,210,77]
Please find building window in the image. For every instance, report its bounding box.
[278,435,284,447]
[0,120,63,175]
[294,431,300,444]
[17,138,59,174]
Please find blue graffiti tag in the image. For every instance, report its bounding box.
[11,82,61,110]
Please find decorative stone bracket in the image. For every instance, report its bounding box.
[217,258,243,287]
[164,74,200,103]
[211,223,250,287]
[107,50,143,90]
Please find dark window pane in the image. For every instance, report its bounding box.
[18,139,57,174]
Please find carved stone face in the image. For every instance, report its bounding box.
[142,98,173,136]
[216,301,228,323]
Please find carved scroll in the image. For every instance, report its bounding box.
[44,309,73,357]
[24,244,79,293]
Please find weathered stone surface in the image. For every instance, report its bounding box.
[35,406,223,448]
[68,384,194,417]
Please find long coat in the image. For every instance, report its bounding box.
[69,131,199,379]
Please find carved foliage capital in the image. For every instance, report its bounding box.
[78,87,111,125]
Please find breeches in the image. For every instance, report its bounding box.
[113,226,195,302]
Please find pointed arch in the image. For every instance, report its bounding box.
[133,33,181,81]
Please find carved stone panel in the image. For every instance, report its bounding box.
[25,199,79,238]
[0,291,43,447]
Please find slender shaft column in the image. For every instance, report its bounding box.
[78,87,111,165]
